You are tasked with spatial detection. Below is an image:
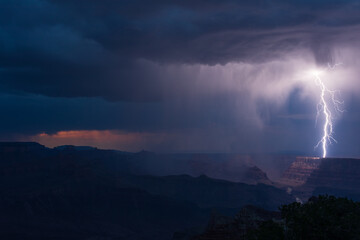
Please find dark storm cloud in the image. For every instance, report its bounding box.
[1,0,360,100]
[2,0,360,155]
[0,91,251,135]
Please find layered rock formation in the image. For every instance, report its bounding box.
[279,157,360,202]
[279,157,322,186]
[280,157,360,190]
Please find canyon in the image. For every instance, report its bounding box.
[279,156,360,201]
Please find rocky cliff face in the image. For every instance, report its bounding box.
[280,157,360,190]
[242,166,273,185]
[279,157,322,186]
[279,157,360,202]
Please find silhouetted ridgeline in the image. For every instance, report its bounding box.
[0,142,46,152]
[0,142,295,240]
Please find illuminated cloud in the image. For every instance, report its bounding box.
[28,130,165,152]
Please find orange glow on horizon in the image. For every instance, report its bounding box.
[29,130,166,151]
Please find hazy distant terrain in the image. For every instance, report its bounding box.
[128,151,296,182]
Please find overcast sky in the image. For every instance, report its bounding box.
[1,0,360,156]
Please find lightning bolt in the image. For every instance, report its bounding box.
[313,64,343,158]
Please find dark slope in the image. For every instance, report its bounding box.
[0,143,208,239]
[0,184,208,240]
[130,152,274,184]
[0,142,294,239]
[119,174,294,211]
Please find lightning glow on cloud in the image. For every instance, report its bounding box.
[312,65,344,158]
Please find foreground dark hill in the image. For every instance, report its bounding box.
[1,186,207,239]
[193,195,360,240]
[0,142,295,239]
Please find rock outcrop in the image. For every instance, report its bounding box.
[279,157,322,186]
[278,157,360,202]
[243,166,273,185]
[280,157,360,190]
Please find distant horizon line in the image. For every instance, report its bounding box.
[0,141,358,159]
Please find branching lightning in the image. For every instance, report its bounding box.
[312,64,344,158]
